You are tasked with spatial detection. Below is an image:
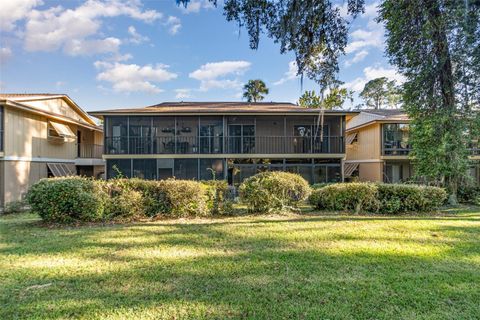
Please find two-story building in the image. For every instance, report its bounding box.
[90,102,357,185]
[344,109,480,184]
[0,94,104,208]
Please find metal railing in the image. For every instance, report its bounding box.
[77,143,103,158]
[104,136,345,155]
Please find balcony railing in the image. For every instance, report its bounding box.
[470,147,480,156]
[77,143,103,158]
[104,136,345,155]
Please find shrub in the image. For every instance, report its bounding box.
[377,184,446,214]
[310,182,447,214]
[311,183,379,213]
[458,184,480,205]
[3,200,25,214]
[156,179,209,217]
[239,171,311,213]
[26,177,106,223]
[103,179,145,220]
[201,180,233,215]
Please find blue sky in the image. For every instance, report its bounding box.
[0,0,404,112]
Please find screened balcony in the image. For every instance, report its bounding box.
[382,123,411,156]
[104,115,345,155]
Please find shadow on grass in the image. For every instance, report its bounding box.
[0,212,479,319]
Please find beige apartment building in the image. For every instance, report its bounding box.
[344,109,480,184]
[0,94,104,208]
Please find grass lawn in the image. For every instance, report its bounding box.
[1,208,479,319]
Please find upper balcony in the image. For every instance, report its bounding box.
[382,123,411,156]
[104,135,344,155]
[103,115,346,156]
[77,143,103,158]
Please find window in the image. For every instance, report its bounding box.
[129,117,152,154]
[107,159,131,179]
[106,117,128,154]
[174,159,198,180]
[199,117,223,154]
[199,159,224,180]
[132,159,156,180]
[383,124,410,155]
[228,124,255,153]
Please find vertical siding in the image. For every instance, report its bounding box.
[0,161,4,207]
[346,124,381,161]
[358,162,383,182]
[4,107,76,160]
[3,160,48,204]
[21,98,90,125]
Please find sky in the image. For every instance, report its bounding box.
[0,0,405,112]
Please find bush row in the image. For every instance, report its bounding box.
[309,183,447,214]
[26,177,233,223]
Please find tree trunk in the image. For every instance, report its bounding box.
[426,0,459,204]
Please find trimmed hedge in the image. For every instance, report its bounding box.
[27,177,227,223]
[26,177,107,223]
[239,171,311,213]
[310,183,447,214]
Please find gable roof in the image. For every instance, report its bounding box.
[0,93,101,130]
[89,101,359,119]
[347,108,409,131]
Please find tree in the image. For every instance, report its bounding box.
[378,0,480,203]
[359,77,400,109]
[243,79,269,102]
[299,87,353,110]
[177,0,365,90]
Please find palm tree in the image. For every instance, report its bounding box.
[242,79,269,102]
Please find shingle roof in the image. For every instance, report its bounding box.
[89,101,359,117]
[0,93,65,99]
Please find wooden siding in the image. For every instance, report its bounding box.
[3,160,48,204]
[0,161,4,207]
[4,107,77,159]
[20,98,90,125]
[346,123,381,161]
[358,162,383,182]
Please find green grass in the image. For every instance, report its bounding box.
[1,208,480,319]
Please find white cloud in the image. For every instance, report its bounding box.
[165,16,181,35]
[0,0,41,31]
[95,61,178,93]
[344,49,369,67]
[64,37,121,56]
[344,65,406,92]
[127,26,149,44]
[22,0,161,55]
[189,60,251,91]
[0,47,12,64]
[344,1,383,58]
[175,88,192,99]
[178,0,214,14]
[273,60,298,85]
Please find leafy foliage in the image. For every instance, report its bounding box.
[299,86,352,110]
[359,77,401,109]
[242,79,269,102]
[26,177,107,223]
[178,0,365,89]
[239,171,311,213]
[378,1,480,202]
[310,183,447,214]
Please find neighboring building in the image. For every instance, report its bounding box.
[0,94,104,208]
[345,109,480,184]
[90,102,358,185]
